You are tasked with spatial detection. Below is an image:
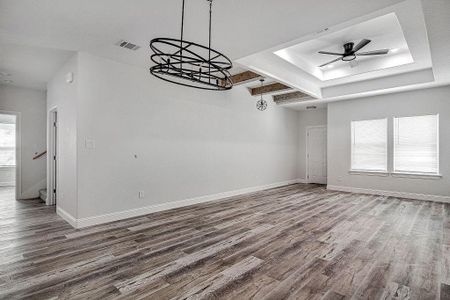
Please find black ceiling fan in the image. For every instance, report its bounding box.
[318,39,389,67]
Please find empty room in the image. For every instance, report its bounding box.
[0,0,449,299]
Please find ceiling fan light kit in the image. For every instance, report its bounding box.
[149,0,233,91]
[318,39,390,68]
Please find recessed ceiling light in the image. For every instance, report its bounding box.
[391,48,399,53]
[327,64,334,69]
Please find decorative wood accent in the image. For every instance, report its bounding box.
[0,184,448,299]
[250,82,291,96]
[230,71,262,85]
[32,151,47,160]
[272,91,315,105]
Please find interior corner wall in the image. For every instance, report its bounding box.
[297,108,327,182]
[327,85,450,198]
[47,54,79,218]
[75,52,299,220]
[0,84,47,198]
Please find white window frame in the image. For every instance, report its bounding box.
[348,115,441,179]
[350,118,388,173]
[392,114,440,176]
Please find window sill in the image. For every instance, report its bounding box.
[391,172,442,180]
[349,170,389,177]
[348,170,442,180]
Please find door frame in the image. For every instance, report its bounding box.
[47,107,58,206]
[0,110,21,199]
[305,125,327,184]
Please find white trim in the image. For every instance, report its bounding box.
[349,170,389,177]
[60,179,302,229]
[390,172,442,180]
[348,170,442,179]
[327,185,450,204]
[56,206,78,228]
[305,125,327,184]
[47,107,58,206]
[0,110,21,199]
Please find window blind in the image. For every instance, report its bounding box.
[0,123,16,166]
[394,115,439,174]
[351,118,387,171]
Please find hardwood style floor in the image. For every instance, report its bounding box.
[0,184,449,299]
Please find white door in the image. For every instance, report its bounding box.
[307,126,327,184]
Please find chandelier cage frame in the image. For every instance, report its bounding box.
[149,0,233,91]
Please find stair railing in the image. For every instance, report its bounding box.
[32,151,47,160]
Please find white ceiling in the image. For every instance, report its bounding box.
[0,0,405,91]
[274,13,415,81]
[0,43,73,90]
[0,0,449,108]
[236,0,450,110]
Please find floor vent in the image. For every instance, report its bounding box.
[115,40,141,51]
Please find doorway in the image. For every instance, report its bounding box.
[47,108,58,206]
[0,113,17,189]
[0,110,22,199]
[306,126,327,184]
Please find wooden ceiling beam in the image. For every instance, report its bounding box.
[230,71,262,85]
[250,82,291,96]
[272,91,315,105]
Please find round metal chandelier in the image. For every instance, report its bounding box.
[149,0,233,91]
[256,79,268,111]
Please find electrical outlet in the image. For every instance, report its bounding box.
[138,191,145,199]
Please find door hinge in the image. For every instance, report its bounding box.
[53,155,56,160]
[53,189,56,193]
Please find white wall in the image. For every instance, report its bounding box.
[0,85,47,198]
[327,86,450,199]
[297,108,327,181]
[47,54,79,217]
[52,52,297,222]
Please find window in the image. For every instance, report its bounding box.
[394,114,439,174]
[0,123,16,167]
[351,118,387,171]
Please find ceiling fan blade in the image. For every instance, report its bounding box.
[356,49,390,56]
[318,57,341,68]
[318,51,344,56]
[353,39,371,52]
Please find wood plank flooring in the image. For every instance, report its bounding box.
[0,184,449,299]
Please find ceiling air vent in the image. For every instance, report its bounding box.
[115,40,141,51]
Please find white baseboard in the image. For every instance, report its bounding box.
[63,178,302,229]
[56,207,78,228]
[327,185,450,204]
